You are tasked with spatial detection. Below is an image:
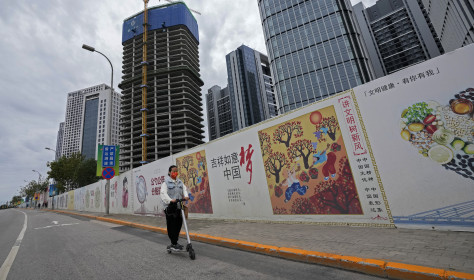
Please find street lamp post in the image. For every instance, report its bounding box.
[45,147,56,210]
[82,43,113,215]
[32,169,41,182]
[32,170,42,209]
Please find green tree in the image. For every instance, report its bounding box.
[21,179,49,201]
[47,153,100,192]
[76,158,101,187]
[10,195,23,205]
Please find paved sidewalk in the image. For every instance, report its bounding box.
[50,210,474,278]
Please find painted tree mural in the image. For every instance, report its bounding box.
[258,131,271,156]
[264,151,287,183]
[309,157,362,214]
[182,155,193,172]
[200,156,207,171]
[188,167,198,186]
[287,139,314,169]
[179,173,188,187]
[315,116,339,141]
[258,106,363,215]
[273,121,303,147]
[176,150,213,214]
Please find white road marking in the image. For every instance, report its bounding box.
[0,210,27,280]
[52,221,58,225]
[34,223,79,230]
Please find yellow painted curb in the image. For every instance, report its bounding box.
[339,256,387,277]
[49,210,474,280]
[445,271,474,280]
[254,244,279,256]
[278,247,310,262]
[385,262,445,280]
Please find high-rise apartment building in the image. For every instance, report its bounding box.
[353,0,443,78]
[420,0,474,52]
[60,84,121,159]
[55,122,64,160]
[119,3,204,171]
[258,0,373,113]
[206,85,233,141]
[226,45,277,132]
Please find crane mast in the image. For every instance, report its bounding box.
[140,0,149,165]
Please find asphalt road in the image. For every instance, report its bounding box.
[0,209,383,280]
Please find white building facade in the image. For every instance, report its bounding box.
[59,84,121,160]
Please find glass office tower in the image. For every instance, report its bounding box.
[206,85,233,141]
[258,0,373,113]
[353,0,443,78]
[420,0,474,52]
[226,45,278,131]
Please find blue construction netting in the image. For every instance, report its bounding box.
[122,3,199,43]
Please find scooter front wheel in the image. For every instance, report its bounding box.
[189,249,195,260]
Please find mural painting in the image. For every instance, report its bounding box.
[259,105,362,215]
[176,150,213,214]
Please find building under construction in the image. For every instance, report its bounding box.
[119,2,204,171]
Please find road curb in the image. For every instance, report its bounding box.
[47,210,474,280]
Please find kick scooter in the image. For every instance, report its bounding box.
[166,199,196,260]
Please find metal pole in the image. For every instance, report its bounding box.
[45,148,56,210]
[82,45,113,215]
[95,50,112,215]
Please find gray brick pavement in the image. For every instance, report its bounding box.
[61,211,474,274]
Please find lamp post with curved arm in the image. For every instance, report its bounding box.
[82,43,113,215]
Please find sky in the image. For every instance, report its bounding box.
[0,0,375,204]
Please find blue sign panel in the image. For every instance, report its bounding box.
[122,3,199,43]
[102,145,116,167]
[49,184,56,197]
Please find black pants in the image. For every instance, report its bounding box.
[165,204,182,245]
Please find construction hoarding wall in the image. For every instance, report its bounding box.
[132,157,171,216]
[108,170,133,214]
[353,45,474,229]
[49,45,473,230]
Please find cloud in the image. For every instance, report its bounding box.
[0,0,376,203]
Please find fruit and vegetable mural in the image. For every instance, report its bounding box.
[259,105,363,215]
[176,150,213,214]
[400,88,474,180]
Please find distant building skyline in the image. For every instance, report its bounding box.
[59,84,120,160]
[226,45,277,132]
[206,44,277,141]
[206,85,233,141]
[55,122,64,161]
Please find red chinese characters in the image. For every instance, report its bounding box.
[339,96,367,156]
[240,144,254,184]
[150,176,165,195]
